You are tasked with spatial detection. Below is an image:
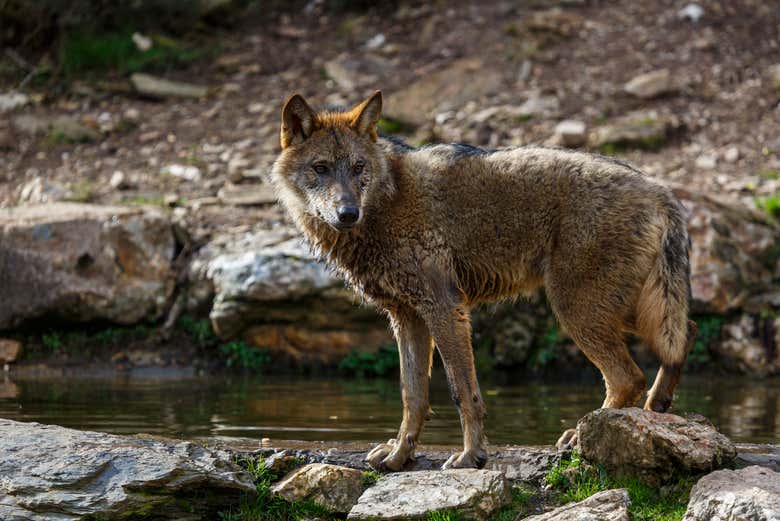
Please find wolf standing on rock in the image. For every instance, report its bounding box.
[270,91,697,471]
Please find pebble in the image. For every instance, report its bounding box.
[162,164,202,182]
[695,154,717,170]
[678,3,704,23]
[723,146,740,164]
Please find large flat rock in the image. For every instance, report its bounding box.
[347,469,511,520]
[0,419,256,521]
[682,466,780,521]
[0,203,175,329]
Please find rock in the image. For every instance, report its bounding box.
[385,58,503,126]
[577,408,737,485]
[0,419,255,521]
[18,176,68,204]
[678,3,704,23]
[131,73,207,99]
[109,170,132,190]
[524,489,631,521]
[624,69,674,99]
[682,466,780,521]
[713,314,780,376]
[11,114,49,136]
[11,114,99,142]
[324,54,393,91]
[723,146,740,163]
[768,64,780,91]
[0,92,28,112]
[50,115,101,142]
[524,8,584,37]
[695,154,717,169]
[271,463,365,513]
[0,203,175,329]
[736,443,780,472]
[215,440,560,486]
[517,92,560,117]
[217,182,276,206]
[0,339,22,363]
[347,469,511,520]
[554,119,587,147]
[677,187,780,314]
[162,163,202,182]
[192,229,391,362]
[588,111,679,149]
[132,32,152,52]
[265,450,303,475]
[365,33,386,50]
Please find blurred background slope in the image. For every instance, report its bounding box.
[0,0,778,379]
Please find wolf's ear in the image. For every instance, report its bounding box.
[281,94,316,148]
[350,91,382,141]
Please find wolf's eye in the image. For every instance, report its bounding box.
[353,161,365,175]
[312,163,329,175]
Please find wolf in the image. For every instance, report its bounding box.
[270,90,697,471]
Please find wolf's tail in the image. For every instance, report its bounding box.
[636,195,695,366]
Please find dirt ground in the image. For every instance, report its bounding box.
[1,0,779,245]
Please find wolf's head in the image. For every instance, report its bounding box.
[270,91,392,232]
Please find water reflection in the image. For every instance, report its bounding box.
[0,371,777,445]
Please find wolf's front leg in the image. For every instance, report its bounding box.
[366,306,433,471]
[423,301,488,470]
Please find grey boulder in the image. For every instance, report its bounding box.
[0,419,256,521]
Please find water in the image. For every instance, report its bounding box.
[0,370,778,445]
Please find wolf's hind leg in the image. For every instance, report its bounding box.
[644,320,697,412]
[366,306,433,471]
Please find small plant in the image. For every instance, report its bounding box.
[756,194,780,220]
[219,341,272,371]
[338,344,399,377]
[689,315,724,364]
[178,315,218,348]
[487,486,535,521]
[427,511,462,521]
[362,470,382,487]
[42,332,63,351]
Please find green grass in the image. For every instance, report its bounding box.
[220,341,272,371]
[426,511,463,521]
[177,314,272,371]
[757,169,780,180]
[28,324,153,358]
[377,117,408,134]
[545,451,693,521]
[361,470,382,487]
[178,315,218,348]
[219,456,338,521]
[60,28,202,78]
[487,486,535,521]
[756,194,780,220]
[338,344,399,377]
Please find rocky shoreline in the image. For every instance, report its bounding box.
[1,410,778,520]
[1,184,778,376]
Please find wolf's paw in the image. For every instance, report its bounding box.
[441,448,488,470]
[365,438,414,471]
[555,428,577,450]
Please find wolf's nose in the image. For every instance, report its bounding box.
[337,206,359,224]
